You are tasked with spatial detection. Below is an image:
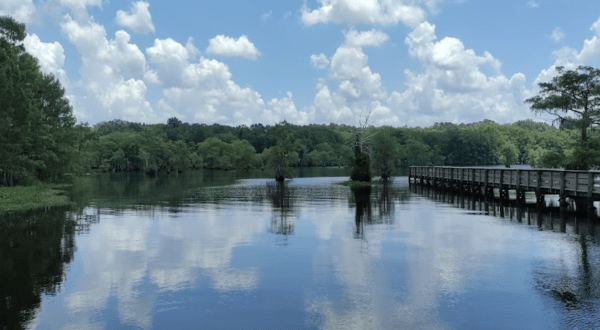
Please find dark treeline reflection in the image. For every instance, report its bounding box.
[87,168,353,211]
[351,181,406,239]
[77,169,273,210]
[266,181,296,236]
[412,184,600,324]
[0,208,75,329]
[0,207,101,329]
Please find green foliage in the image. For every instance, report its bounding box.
[526,66,600,143]
[370,128,400,178]
[566,139,600,170]
[0,184,72,213]
[398,139,444,166]
[307,142,337,166]
[498,142,519,167]
[0,15,26,44]
[86,116,586,173]
[232,140,258,170]
[525,65,600,169]
[540,150,567,168]
[196,137,256,170]
[264,122,300,181]
[0,16,81,186]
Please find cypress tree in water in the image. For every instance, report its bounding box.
[350,136,371,182]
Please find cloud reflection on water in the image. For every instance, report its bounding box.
[26,177,600,329]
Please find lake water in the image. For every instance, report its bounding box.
[2,168,600,329]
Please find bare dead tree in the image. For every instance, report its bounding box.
[350,104,375,182]
[354,105,375,156]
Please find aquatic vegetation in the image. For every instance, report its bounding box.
[0,184,72,214]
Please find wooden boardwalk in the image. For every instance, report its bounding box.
[409,166,600,206]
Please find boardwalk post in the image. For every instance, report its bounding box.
[516,169,522,207]
[460,168,464,196]
[536,170,543,207]
[560,170,567,207]
[499,169,505,200]
[484,169,489,198]
[588,171,594,214]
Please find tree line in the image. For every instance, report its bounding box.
[3,15,600,187]
[87,117,578,176]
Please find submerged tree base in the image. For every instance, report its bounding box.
[0,184,73,214]
[337,180,379,189]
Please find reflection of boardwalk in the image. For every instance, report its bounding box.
[411,183,600,326]
[410,183,600,236]
[410,166,600,208]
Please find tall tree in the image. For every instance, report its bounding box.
[264,121,299,181]
[0,16,36,185]
[0,16,79,185]
[525,66,600,142]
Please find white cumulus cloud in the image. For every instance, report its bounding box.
[535,16,600,87]
[264,92,313,124]
[206,35,260,59]
[0,0,35,23]
[392,21,532,126]
[551,27,564,42]
[147,38,308,125]
[311,53,330,69]
[146,37,199,88]
[60,15,155,123]
[305,20,540,127]
[24,33,67,82]
[344,29,389,48]
[308,29,390,125]
[116,1,155,34]
[54,0,102,21]
[301,0,426,28]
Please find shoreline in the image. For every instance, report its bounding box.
[0,184,73,214]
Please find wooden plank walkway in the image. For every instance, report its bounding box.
[409,166,600,205]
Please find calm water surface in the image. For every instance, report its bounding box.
[2,169,600,329]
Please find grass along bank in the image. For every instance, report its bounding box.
[0,184,73,214]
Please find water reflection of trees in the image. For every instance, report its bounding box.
[351,181,401,239]
[308,180,447,330]
[411,184,600,327]
[82,170,256,210]
[532,231,600,328]
[266,181,295,236]
[0,207,77,329]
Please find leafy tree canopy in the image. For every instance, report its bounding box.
[526,65,600,142]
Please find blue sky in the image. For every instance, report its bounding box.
[4,0,600,127]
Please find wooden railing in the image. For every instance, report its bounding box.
[409,166,600,196]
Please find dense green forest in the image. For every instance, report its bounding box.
[2,15,598,188]
[0,16,93,186]
[85,117,581,176]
